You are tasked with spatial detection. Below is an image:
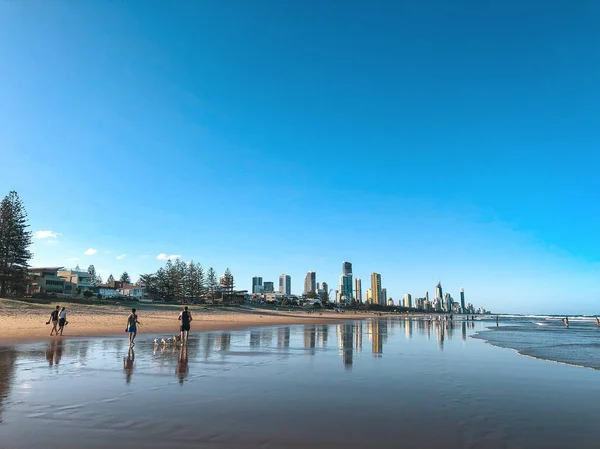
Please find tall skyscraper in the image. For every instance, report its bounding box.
[279,274,291,296]
[460,288,465,312]
[381,288,387,305]
[355,278,362,303]
[404,293,412,308]
[263,281,274,293]
[425,291,429,302]
[338,261,353,303]
[342,261,352,275]
[304,271,316,295]
[435,282,443,301]
[366,288,372,303]
[371,273,382,305]
[251,276,263,294]
[321,281,329,298]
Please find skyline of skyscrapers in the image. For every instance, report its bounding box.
[250,263,476,313]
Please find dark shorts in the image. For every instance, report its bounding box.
[127,326,137,333]
[180,324,190,332]
[59,318,66,326]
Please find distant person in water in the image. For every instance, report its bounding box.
[496,315,499,326]
[46,306,60,336]
[178,306,193,344]
[596,317,599,327]
[126,308,140,346]
[562,317,569,327]
[57,307,68,336]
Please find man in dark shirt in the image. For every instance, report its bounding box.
[46,306,60,336]
[178,306,193,344]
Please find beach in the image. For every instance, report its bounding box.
[1,317,599,449]
[0,298,381,345]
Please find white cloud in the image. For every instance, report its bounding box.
[84,248,98,255]
[68,257,79,261]
[116,253,127,260]
[157,253,181,261]
[34,230,61,239]
[140,255,150,259]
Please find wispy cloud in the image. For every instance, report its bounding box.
[68,257,79,261]
[34,230,61,239]
[116,253,127,260]
[157,253,181,261]
[84,248,98,256]
[140,255,150,259]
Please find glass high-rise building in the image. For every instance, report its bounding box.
[435,282,443,300]
[304,271,316,295]
[342,261,352,276]
[404,293,412,308]
[251,276,263,294]
[279,274,291,296]
[460,288,465,312]
[263,281,274,293]
[371,273,382,305]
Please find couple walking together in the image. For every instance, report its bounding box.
[126,306,193,346]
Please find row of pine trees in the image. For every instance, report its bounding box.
[139,262,234,303]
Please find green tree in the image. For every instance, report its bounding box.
[96,274,103,284]
[196,263,205,300]
[206,267,218,302]
[139,273,157,299]
[221,268,234,303]
[87,265,97,284]
[0,191,33,296]
[107,274,115,283]
[120,271,131,284]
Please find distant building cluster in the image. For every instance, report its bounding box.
[27,267,145,300]
[250,261,486,313]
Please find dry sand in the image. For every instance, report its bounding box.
[0,298,386,344]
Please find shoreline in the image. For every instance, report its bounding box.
[0,298,383,345]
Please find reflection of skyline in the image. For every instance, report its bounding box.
[340,324,353,369]
[277,327,290,349]
[0,348,17,423]
[304,325,316,351]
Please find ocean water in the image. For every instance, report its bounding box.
[473,315,600,369]
[2,318,600,449]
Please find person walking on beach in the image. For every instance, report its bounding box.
[46,306,60,336]
[178,306,193,344]
[126,308,140,346]
[57,307,68,336]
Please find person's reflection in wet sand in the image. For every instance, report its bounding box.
[0,348,17,424]
[45,340,63,366]
[176,345,189,384]
[123,347,135,383]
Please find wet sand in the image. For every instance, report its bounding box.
[0,298,384,344]
[1,319,600,449]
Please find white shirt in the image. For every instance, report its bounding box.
[59,310,67,319]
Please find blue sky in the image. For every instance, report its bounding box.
[1,1,599,314]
